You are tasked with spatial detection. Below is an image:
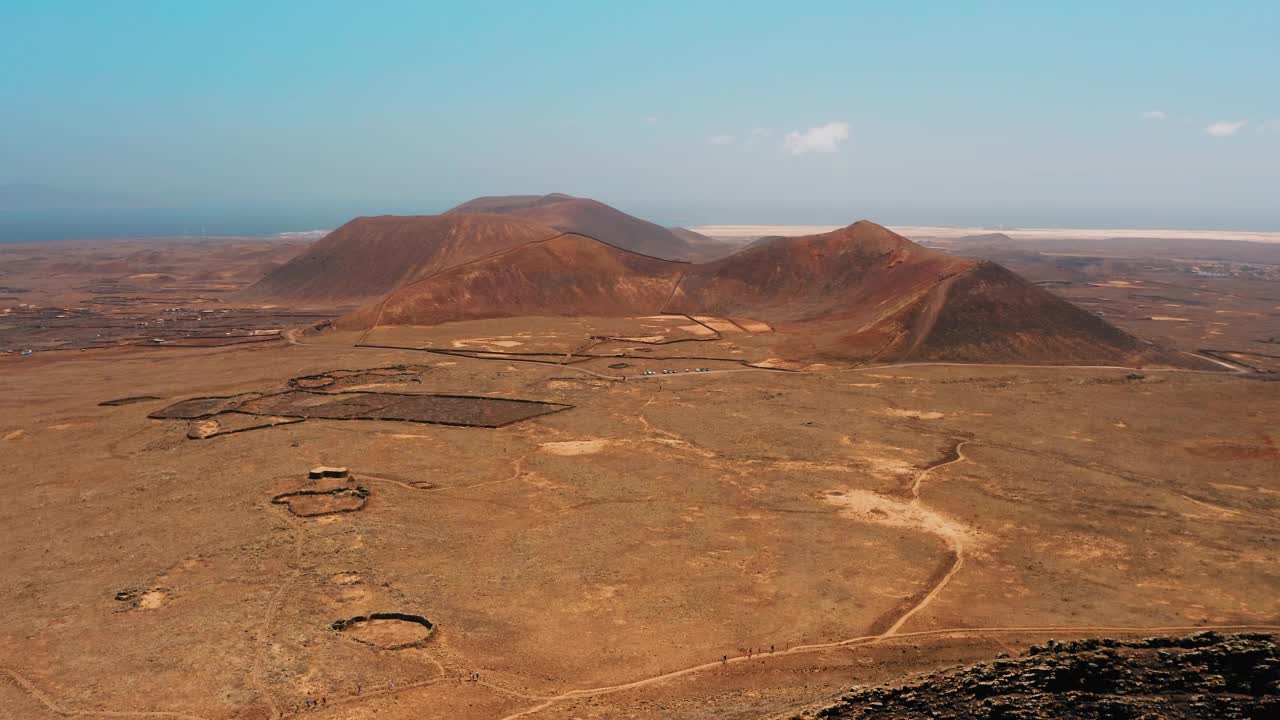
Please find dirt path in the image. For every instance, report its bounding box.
[840,356,1248,376]
[488,437,1276,720]
[351,343,629,381]
[9,621,1279,720]
[11,429,1271,720]
[1184,350,1251,372]
[0,667,212,720]
[250,506,307,719]
[295,325,1251,384]
[494,442,985,718]
[880,440,970,637]
[359,451,531,496]
[44,330,1253,720]
[492,622,1280,720]
[909,440,968,500]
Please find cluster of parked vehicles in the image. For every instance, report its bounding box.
[639,367,712,376]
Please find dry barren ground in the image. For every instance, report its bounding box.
[1,313,1277,720]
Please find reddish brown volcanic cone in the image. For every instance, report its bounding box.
[341,233,686,328]
[669,220,968,322]
[448,193,728,260]
[318,216,1183,366]
[665,221,1160,364]
[240,213,561,305]
[907,261,1146,363]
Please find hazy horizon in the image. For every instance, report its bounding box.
[3,1,1278,240]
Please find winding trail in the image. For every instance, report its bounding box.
[482,437,1279,720]
[880,440,970,637]
[491,439,985,719]
[292,326,1254,383]
[249,506,307,720]
[360,451,531,496]
[0,667,212,720]
[8,622,1279,720]
[283,677,443,717]
[839,355,1249,376]
[353,344,629,381]
[491,622,1280,720]
[40,328,1255,720]
[11,428,1273,719]
[487,424,1272,719]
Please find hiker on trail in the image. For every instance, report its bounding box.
[722,655,727,665]
[771,644,775,653]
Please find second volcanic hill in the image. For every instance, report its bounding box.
[447,193,733,261]
[239,213,563,305]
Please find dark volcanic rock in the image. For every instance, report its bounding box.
[803,632,1279,720]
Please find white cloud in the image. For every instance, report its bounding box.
[782,121,849,154]
[708,134,734,145]
[743,127,772,149]
[1205,120,1246,137]
[644,115,658,125]
[1141,110,1167,120]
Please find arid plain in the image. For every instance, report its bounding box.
[1,211,1278,720]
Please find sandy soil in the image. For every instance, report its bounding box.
[1,314,1276,720]
[0,236,1277,720]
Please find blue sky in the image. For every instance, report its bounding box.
[2,0,1278,235]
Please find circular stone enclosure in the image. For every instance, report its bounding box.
[271,486,370,517]
[331,612,434,649]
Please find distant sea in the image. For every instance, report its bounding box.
[0,208,341,242]
[6,206,1276,243]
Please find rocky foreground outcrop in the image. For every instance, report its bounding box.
[803,632,1279,720]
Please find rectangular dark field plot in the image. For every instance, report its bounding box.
[149,395,254,419]
[153,389,569,428]
[356,393,570,427]
[296,393,407,419]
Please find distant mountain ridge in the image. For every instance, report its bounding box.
[239,213,562,305]
[243,194,1198,366]
[320,217,1186,366]
[446,193,734,261]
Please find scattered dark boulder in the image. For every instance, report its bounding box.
[803,632,1279,720]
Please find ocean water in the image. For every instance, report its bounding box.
[0,208,340,242]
